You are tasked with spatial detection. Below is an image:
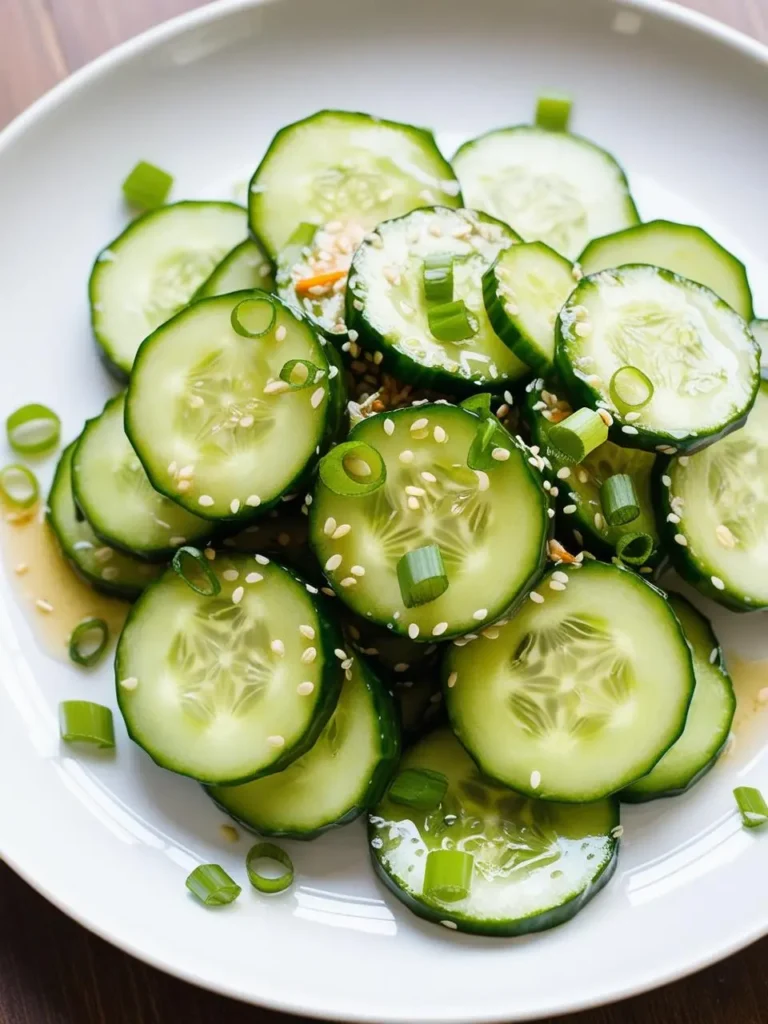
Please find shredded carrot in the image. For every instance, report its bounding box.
[548,539,580,564]
[295,269,347,296]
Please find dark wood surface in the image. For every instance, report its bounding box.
[1,0,768,1020]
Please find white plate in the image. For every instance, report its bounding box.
[0,0,767,1019]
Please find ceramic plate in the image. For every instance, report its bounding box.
[0,0,766,1019]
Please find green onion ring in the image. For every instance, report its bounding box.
[172,546,221,596]
[231,294,277,338]
[68,618,110,668]
[246,842,294,894]
[319,441,386,497]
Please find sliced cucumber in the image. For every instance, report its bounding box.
[369,729,619,935]
[452,126,638,260]
[444,560,695,802]
[579,220,754,322]
[309,404,549,640]
[483,242,575,372]
[72,394,211,560]
[249,110,461,258]
[750,319,768,376]
[48,442,163,598]
[346,207,528,393]
[623,594,735,802]
[195,239,274,299]
[126,291,341,523]
[208,655,399,838]
[89,201,246,377]
[656,380,768,610]
[523,380,661,565]
[116,554,343,784]
[556,265,760,453]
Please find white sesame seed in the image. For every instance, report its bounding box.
[301,647,317,664]
[622,425,639,435]
[547,508,556,519]
[661,475,672,487]
[679,456,690,466]
[297,681,315,696]
[189,394,204,408]
[666,513,680,524]
[275,325,287,342]
[334,648,347,660]
[325,554,343,572]
[597,408,613,427]
[708,648,718,665]
[529,592,544,604]
[552,571,569,583]
[474,470,490,492]
[594,512,606,530]
[549,580,567,591]
[407,496,420,511]
[222,569,239,581]
[432,622,449,636]
[556,467,571,480]
[323,517,337,536]
[232,586,245,604]
[530,770,541,789]
[578,470,589,484]
[35,599,54,613]
[264,380,290,395]
[255,554,269,565]
[399,449,414,464]
[120,676,139,691]
[198,495,215,507]
[625,411,641,422]
[441,920,458,930]
[332,524,351,539]
[299,624,315,640]
[611,825,624,839]
[716,524,737,548]
[472,608,488,621]
[410,417,429,433]
[267,735,285,748]
[350,565,365,576]
[271,639,285,656]
[408,623,420,639]
[432,426,448,446]
[204,548,216,561]
[447,671,458,688]
[230,499,241,514]
[340,577,357,587]
[348,329,359,342]
[563,504,577,515]
[383,418,395,436]
[711,575,725,591]
[311,387,325,408]
[245,572,263,584]
[491,447,510,462]
[341,658,353,670]
[674,534,688,547]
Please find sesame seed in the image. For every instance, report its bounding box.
[597,409,613,427]
[323,517,337,537]
[716,524,736,548]
[563,504,577,515]
[267,735,285,748]
[447,672,458,688]
[348,329,359,342]
[674,534,688,547]
[556,467,571,480]
[419,472,436,485]
[530,770,541,789]
[222,569,239,581]
[408,623,420,639]
[245,572,263,584]
[578,470,589,483]
[679,456,690,466]
[264,380,290,395]
[220,824,239,843]
[708,647,718,665]
[432,622,449,636]
[297,681,315,696]
[622,425,639,435]
[332,524,351,539]
[271,639,285,657]
[625,411,641,422]
[552,571,569,583]
[472,608,488,621]
[474,470,490,492]
[232,586,245,604]
[482,627,500,639]
[340,577,357,587]
[611,825,624,839]
[311,387,325,408]
[661,475,672,487]
[410,417,429,433]
[325,554,343,572]
[398,450,415,466]
[407,496,420,510]
[341,658,353,670]
[189,394,204,408]
[529,592,544,604]
[198,495,214,507]
[255,554,269,565]
[711,575,725,591]
[594,512,606,530]
[549,580,566,591]
[275,325,287,342]
[204,548,216,561]
[230,499,241,514]
[301,647,317,664]
[491,447,510,461]
[350,565,365,576]
[35,599,54,613]
[120,677,139,690]
[246,495,261,507]
[178,464,195,478]
[666,513,680,524]
[441,920,458,930]
[383,418,395,435]
[168,460,178,475]
[405,485,426,497]
[547,508,556,519]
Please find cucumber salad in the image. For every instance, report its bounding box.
[22,94,768,930]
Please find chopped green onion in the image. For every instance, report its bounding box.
[427,300,478,343]
[59,701,115,748]
[172,546,221,596]
[467,417,511,471]
[535,93,573,132]
[246,842,294,893]
[423,253,454,304]
[609,366,654,410]
[319,441,386,497]
[600,474,640,527]
[549,408,608,463]
[68,618,109,668]
[6,403,61,455]
[397,545,449,608]
[734,786,768,829]
[279,359,322,391]
[0,464,39,508]
[424,849,474,903]
[460,393,492,418]
[231,295,277,338]
[388,768,448,810]
[615,531,654,566]
[186,864,241,906]
[122,160,173,210]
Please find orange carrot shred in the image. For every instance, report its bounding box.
[295,269,347,296]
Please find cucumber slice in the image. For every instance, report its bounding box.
[655,380,768,610]
[48,442,162,598]
[623,594,735,802]
[444,560,695,802]
[483,242,576,372]
[309,404,549,640]
[523,380,661,566]
[579,220,754,322]
[750,319,768,377]
[556,265,760,453]
[248,110,461,258]
[116,554,343,784]
[89,201,246,377]
[346,207,528,394]
[72,394,211,561]
[369,729,619,935]
[126,292,341,523]
[195,239,274,299]
[208,655,399,838]
[452,126,638,260]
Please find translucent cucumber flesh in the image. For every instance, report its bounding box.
[126,293,332,519]
[666,381,768,606]
[370,729,618,934]
[116,555,341,783]
[196,239,274,298]
[453,127,638,260]
[751,319,768,373]
[445,561,695,801]
[73,394,210,558]
[310,405,548,639]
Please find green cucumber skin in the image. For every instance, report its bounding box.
[555,267,760,455]
[208,659,401,840]
[369,804,620,937]
[115,563,345,786]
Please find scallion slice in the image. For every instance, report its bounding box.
[601,474,640,527]
[122,160,173,210]
[231,295,277,338]
[615,531,654,566]
[172,546,221,596]
[734,786,768,829]
[246,842,294,894]
[427,300,478,343]
[388,768,448,810]
[549,408,608,463]
[68,618,109,668]
[423,849,474,903]
[397,545,448,608]
[609,366,654,410]
[460,393,492,418]
[6,403,60,455]
[59,701,115,748]
[279,359,322,391]
[423,253,454,304]
[186,864,242,906]
[0,464,39,508]
[535,93,573,132]
[319,441,386,497]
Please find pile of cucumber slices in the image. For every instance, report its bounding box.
[48,96,768,931]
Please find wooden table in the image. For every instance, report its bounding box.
[1,0,767,1020]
